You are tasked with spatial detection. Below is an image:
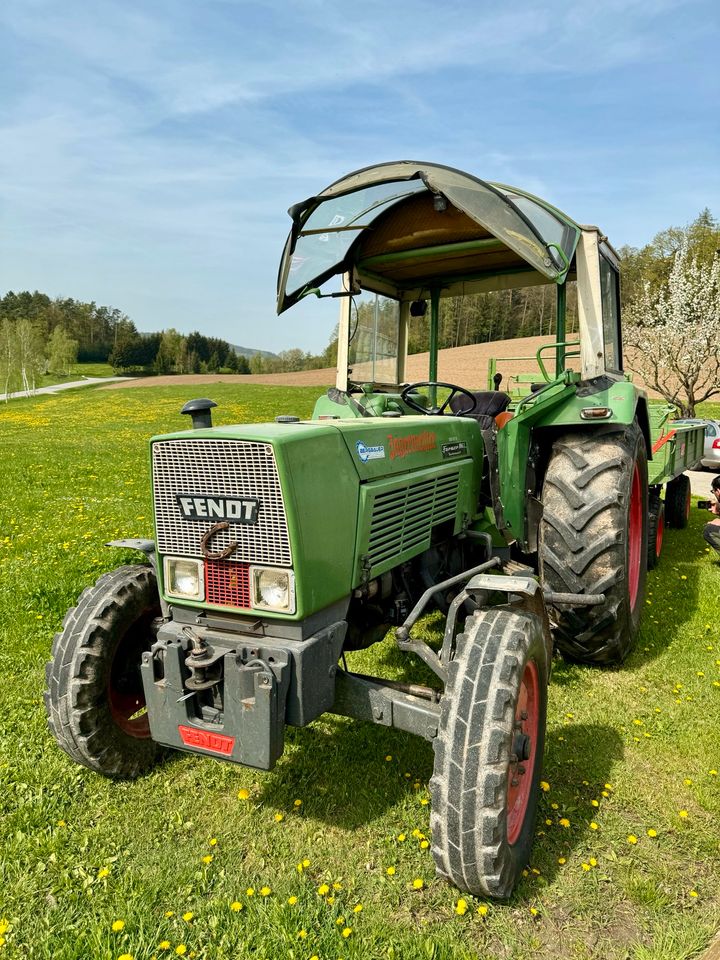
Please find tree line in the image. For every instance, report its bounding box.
[1,209,716,400]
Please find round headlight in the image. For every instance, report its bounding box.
[257,569,290,608]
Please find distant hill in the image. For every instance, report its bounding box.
[231,344,278,360]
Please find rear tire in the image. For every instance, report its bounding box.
[647,495,665,570]
[44,565,164,779]
[539,425,648,665]
[430,607,549,899]
[665,474,691,529]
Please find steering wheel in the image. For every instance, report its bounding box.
[400,381,478,417]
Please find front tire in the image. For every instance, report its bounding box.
[430,607,549,899]
[539,425,648,665]
[44,565,164,779]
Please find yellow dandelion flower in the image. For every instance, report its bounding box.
[477,904,488,916]
[175,947,187,957]
[529,906,539,917]
[545,818,552,826]
[582,863,591,871]
[317,884,330,896]
[182,912,194,922]
[274,813,284,822]
[335,917,345,926]
[97,867,110,879]
[159,943,171,951]
[551,802,559,810]
[112,920,125,932]
[246,888,255,897]
[627,835,638,844]
[647,828,657,837]
[604,783,613,791]
[293,799,302,807]
[298,929,308,939]
[209,838,217,846]
[237,788,250,800]
[601,790,610,798]
[412,878,424,890]
[230,901,243,912]
[302,858,311,867]
[540,781,550,792]
[385,755,392,761]
[397,833,406,842]
[287,896,298,906]
[164,911,174,918]
[710,770,718,776]
[559,818,570,828]
[689,890,699,898]
[260,886,271,896]
[353,904,363,913]
[326,896,335,905]
[420,840,429,849]
[333,881,342,890]
[118,955,134,960]
[310,956,319,960]
[684,778,693,786]
[591,800,599,808]
[202,855,213,864]
[590,822,599,831]
[455,898,468,915]
[420,798,429,806]
[342,927,352,938]
[679,810,688,819]
[558,857,566,865]
[386,866,396,876]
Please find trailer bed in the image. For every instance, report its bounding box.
[648,405,704,486]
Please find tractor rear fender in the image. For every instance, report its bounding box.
[515,385,651,552]
[526,378,651,452]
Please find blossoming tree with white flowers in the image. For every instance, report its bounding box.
[623,242,720,417]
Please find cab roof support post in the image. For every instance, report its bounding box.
[555,282,567,377]
[576,229,605,379]
[335,272,352,392]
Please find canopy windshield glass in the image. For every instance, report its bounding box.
[348,292,400,385]
[286,181,426,298]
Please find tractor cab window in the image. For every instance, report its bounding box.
[599,250,622,373]
[348,292,400,385]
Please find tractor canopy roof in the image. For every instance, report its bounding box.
[277,161,587,314]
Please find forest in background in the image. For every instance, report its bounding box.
[0,209,716,390]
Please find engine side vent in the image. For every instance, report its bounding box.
[366,471,460,572]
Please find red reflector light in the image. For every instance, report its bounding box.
[178,725,235,756]
[713,438,720,449]
[205,560,250,608]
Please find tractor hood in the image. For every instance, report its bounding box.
[277,161,581,312]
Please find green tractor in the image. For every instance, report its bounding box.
[45,162,703,899]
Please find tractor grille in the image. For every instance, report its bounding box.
[367,471,460,569]
[205,559,251,608]
[152,439,292,566]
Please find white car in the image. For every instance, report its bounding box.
[674,418,720,470]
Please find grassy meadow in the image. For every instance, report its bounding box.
[1,383,719,960]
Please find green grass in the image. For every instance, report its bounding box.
[1,385,719,960]
[30,362,116,390]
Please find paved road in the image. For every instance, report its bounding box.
[687,468,717,496]
[0,376,135,402]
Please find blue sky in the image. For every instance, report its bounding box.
[1,0,718,354]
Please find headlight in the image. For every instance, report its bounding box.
[164,557,204,601]
[250,566,295,613]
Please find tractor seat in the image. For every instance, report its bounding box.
[450,390,511,427]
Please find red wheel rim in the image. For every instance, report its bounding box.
[507,659,540,846]
[109,689,150,737]
[655,503,664,559]
[107,611,154,739]
[628,463,642,611]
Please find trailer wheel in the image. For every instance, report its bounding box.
[539,424,648,665]
[665,474,691,529]
[44,565,164,779]
[430,607,549,899]
[647,494,665,570]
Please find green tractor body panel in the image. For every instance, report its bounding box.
[150,416,483,621]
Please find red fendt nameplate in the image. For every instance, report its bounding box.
[178,725,235,756]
